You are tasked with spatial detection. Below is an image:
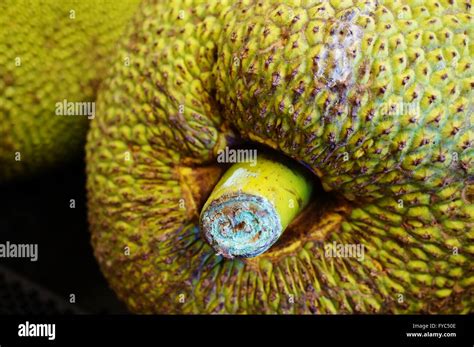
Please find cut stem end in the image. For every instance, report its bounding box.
[200,192,281,258]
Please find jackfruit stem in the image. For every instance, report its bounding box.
[200,153,314,258]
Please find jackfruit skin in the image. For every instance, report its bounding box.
[0,0,140,181]
[87,0,473,313]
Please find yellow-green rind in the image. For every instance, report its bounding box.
[87,0,473,313]
[0,0,141,181]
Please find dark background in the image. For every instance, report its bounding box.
[0,156,126,314]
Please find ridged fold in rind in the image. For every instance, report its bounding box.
[87,0,473,313]
[0,0,141,180]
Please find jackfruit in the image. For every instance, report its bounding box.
[86,0,473,313]
[0,0,140,181]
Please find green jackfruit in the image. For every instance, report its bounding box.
[0,0,140,181]
[86,0,473,313]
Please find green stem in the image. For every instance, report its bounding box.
[200,152,314,258]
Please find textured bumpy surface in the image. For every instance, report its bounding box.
[87,0,473,313]
[0,0,140,181]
